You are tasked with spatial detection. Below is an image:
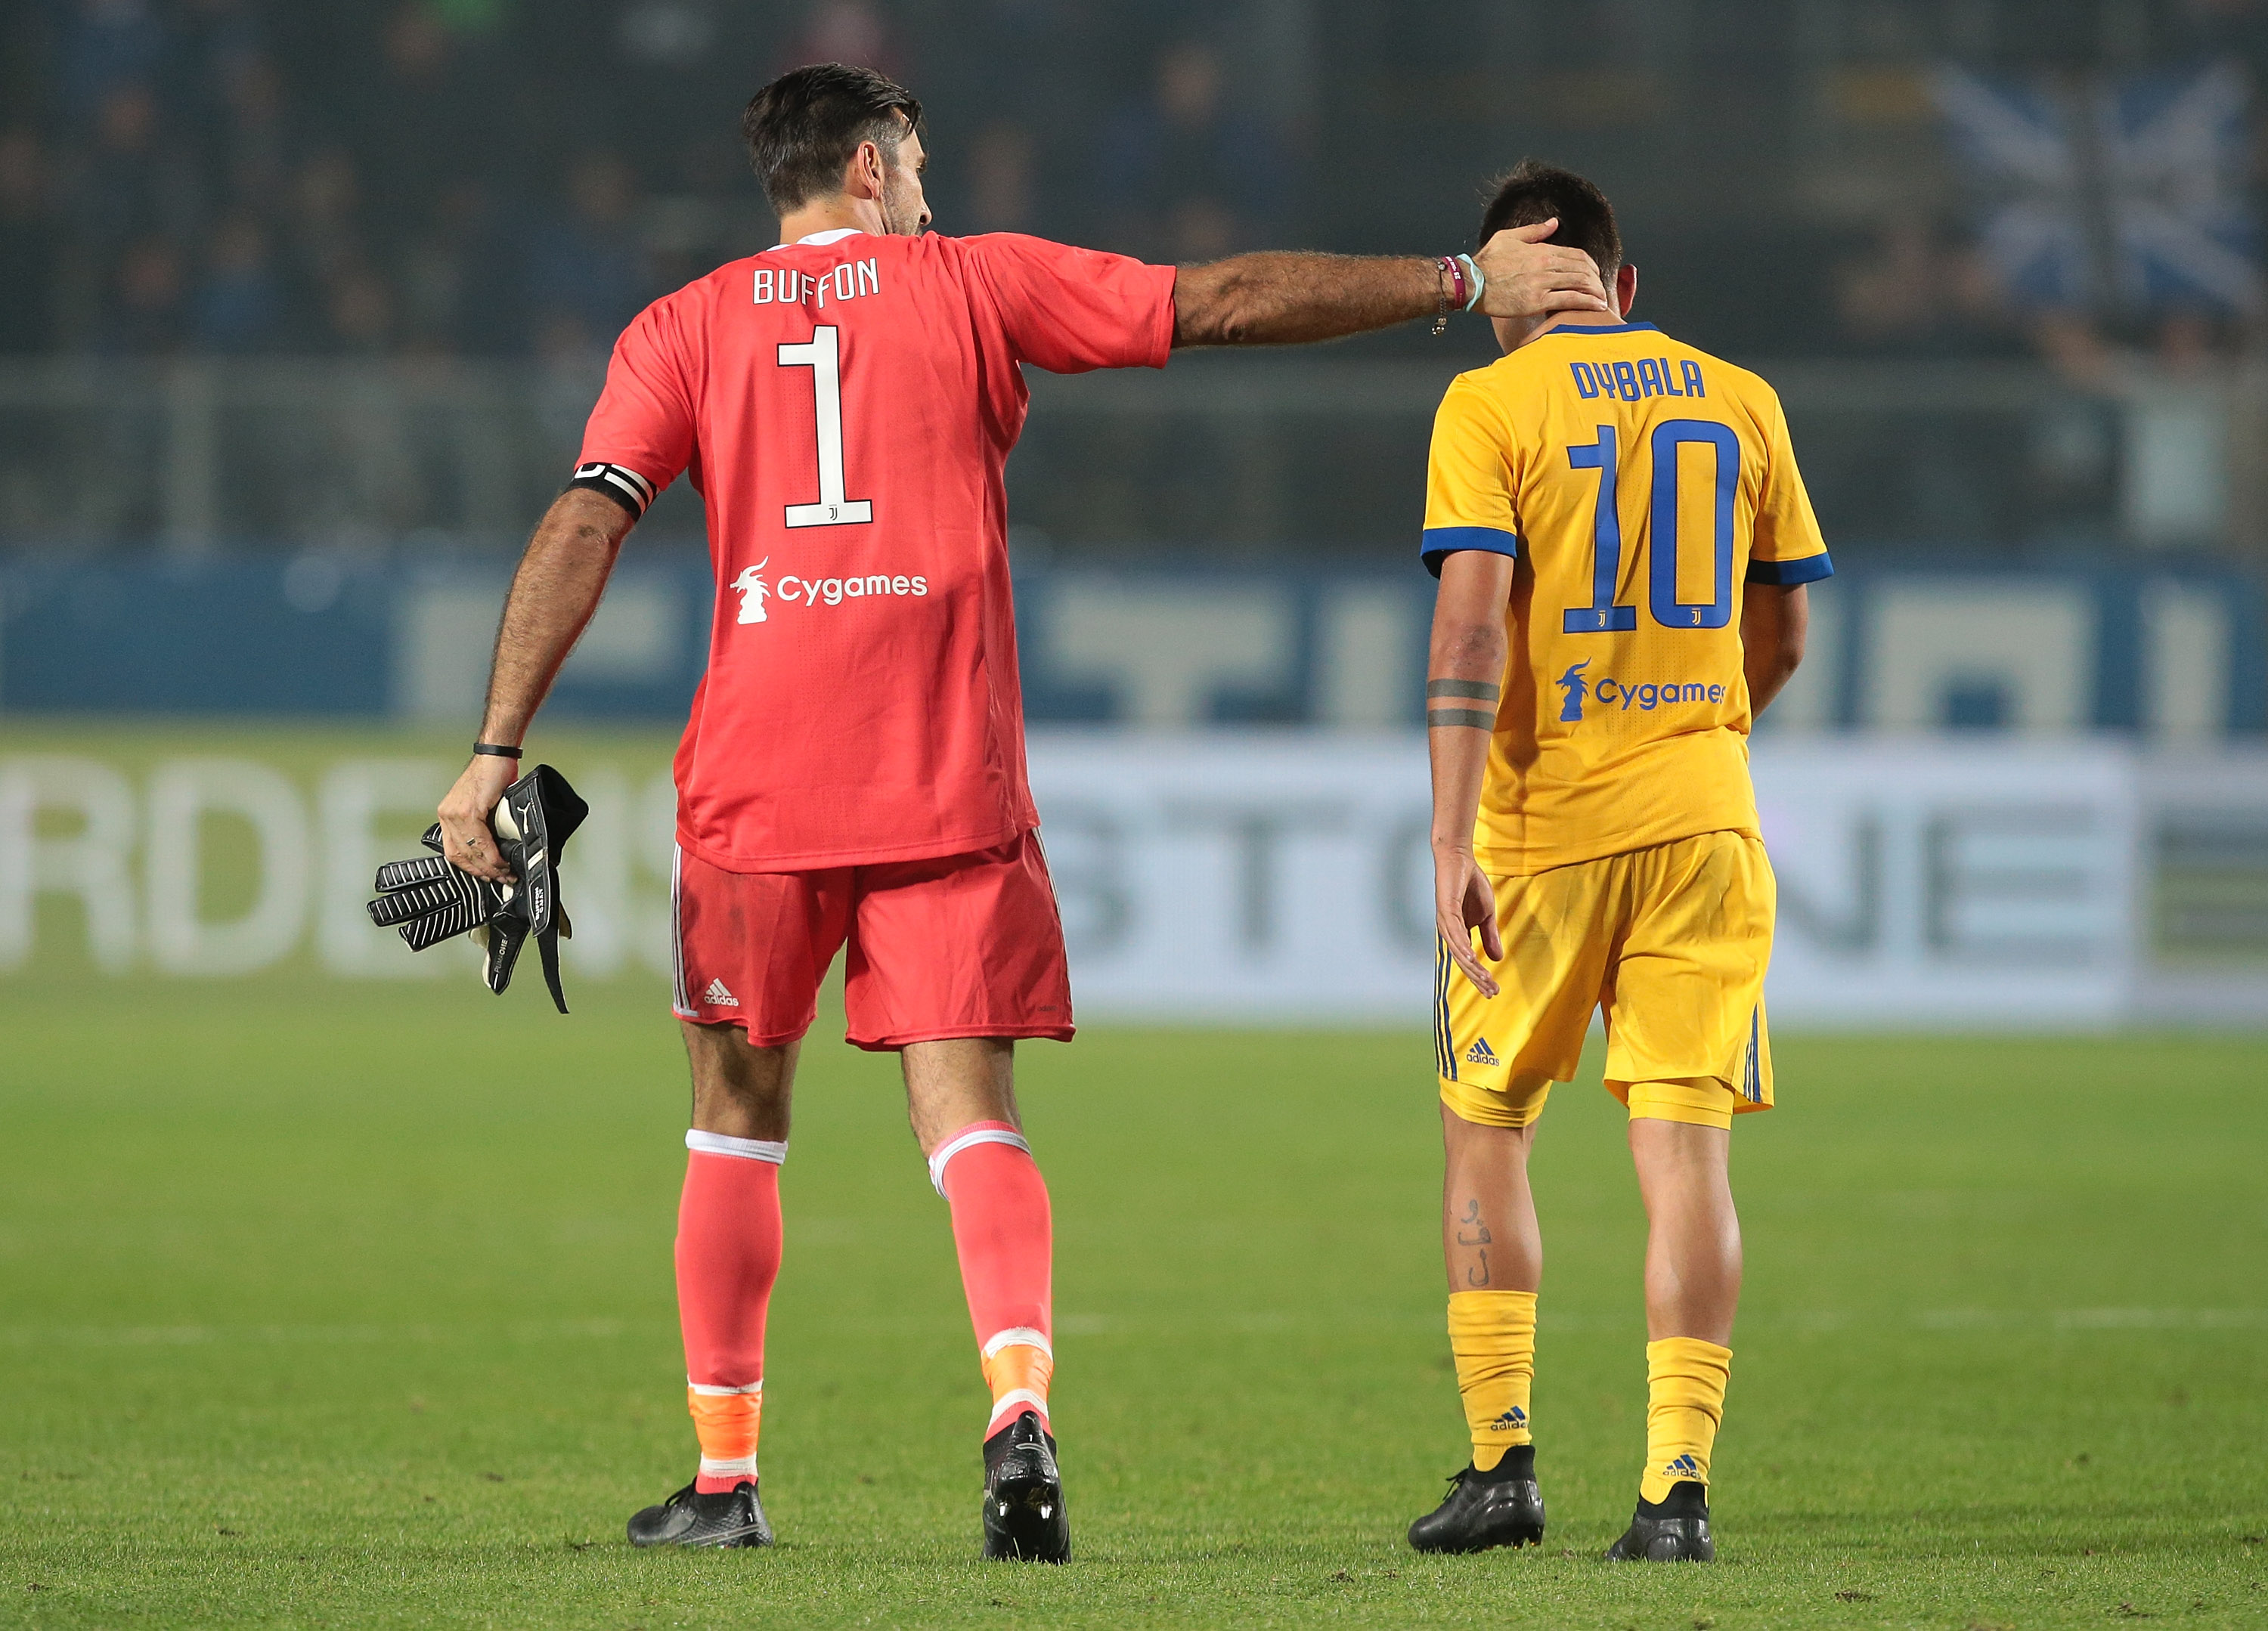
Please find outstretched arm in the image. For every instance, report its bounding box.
[435,487,635,880]
[1172,221,1608,348]
[1428,549,1517,998]
[1740,583,1808,717]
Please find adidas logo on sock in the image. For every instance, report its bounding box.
[1489,1405,1527,1431]
[1464,1037,1500,1066]
[1662,1453,1700,1478]
[703,978,739,1007]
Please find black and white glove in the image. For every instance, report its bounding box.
[366,763,589,1013]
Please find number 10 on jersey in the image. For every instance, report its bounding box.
[1563,419,1737,633]
[779,325,872,528]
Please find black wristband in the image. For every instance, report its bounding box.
[472,742,522,759]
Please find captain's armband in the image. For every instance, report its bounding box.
[565,461,658,521]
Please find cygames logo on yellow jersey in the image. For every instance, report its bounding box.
[1556,661,1591,722]
[1556,659,1729,724]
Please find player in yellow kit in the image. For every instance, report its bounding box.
[1403,162,1830,1564]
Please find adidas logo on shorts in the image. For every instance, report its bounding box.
[1464,1038,1500,1066]
[703,978,739,1007]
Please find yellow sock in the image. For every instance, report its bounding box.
[1447,1289,1535,1472]
[1640,1337,1730,1503]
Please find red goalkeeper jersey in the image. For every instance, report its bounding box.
[574,228,1176,871]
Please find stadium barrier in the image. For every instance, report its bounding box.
[3,732,2262,1027]
[2,553,2262,735]
[0,354,2260,555]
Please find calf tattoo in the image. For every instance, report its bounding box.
[1455,1197,1494,1245]
[1457,1197,1494,1286]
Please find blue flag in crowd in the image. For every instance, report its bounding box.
[1933,59,2263,317]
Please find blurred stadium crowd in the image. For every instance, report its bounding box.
[0,0,1299,361]
[0,0,2264,560]
[2,0,2260,364]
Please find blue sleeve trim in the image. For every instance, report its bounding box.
[1746,552,1833,586]
[1421,526,1522,579]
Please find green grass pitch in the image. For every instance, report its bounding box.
[2,977,2265,1628]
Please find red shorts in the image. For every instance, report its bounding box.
[669,831,1075,1051]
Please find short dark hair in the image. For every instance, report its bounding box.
[1478,159,1622,281]
[742,63,922,215]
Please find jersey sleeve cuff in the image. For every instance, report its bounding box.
[1421,526,1522,578]
[1746,552,1833,586]
[565,460,661,521]
[1142,262,1179,368]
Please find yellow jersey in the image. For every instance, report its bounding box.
[1421,320,1831,874]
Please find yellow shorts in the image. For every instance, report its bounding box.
[1436,830,1776,1132]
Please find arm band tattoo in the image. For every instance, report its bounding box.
[565,461,657,520]
[1427,707,1497,729]
[1427,679,1501,702]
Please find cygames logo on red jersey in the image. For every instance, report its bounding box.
[729,561,929,625]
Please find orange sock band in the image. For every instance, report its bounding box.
[688,1385,761,1489]
[982,1332,1053,1436]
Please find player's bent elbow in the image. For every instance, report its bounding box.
[1172,296,1246,348]
[1171,263,1262,348]
[1210,308,1260,347]
[546,486,638,548]
[1431,619,1507,675]
[1745,583,1808,679]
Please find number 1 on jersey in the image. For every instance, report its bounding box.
[779,325,872,528]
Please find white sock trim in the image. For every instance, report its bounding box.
[987,1388,1049,1428]
[927,1126,1031,1196]
[981,1326,1052,1361]
[698,1454,759,1478]
[686,1129,788,1164]
[687,1378,764,1397]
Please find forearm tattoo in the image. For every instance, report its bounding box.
[1427,677,1501,731]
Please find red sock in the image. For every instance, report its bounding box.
[676,1131,784,1491]
[929,1122,1054,1438]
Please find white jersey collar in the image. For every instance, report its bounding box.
[769,227,867,250]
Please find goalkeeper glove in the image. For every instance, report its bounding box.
[366,763,589,1013]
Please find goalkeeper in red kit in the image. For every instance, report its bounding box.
[432,62,1607,1561]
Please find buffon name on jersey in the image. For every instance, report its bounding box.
[751,258,883,309]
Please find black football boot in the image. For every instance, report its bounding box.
[1603,1479,1714,1561]
[981,1410,1070,1562]
[625,1479,773,1548]
[1407,1445,1546,1554]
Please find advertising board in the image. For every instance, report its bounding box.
[2,732,2257,1026]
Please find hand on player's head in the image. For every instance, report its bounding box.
[438,755,520,883]
[1474,218,1613,320]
